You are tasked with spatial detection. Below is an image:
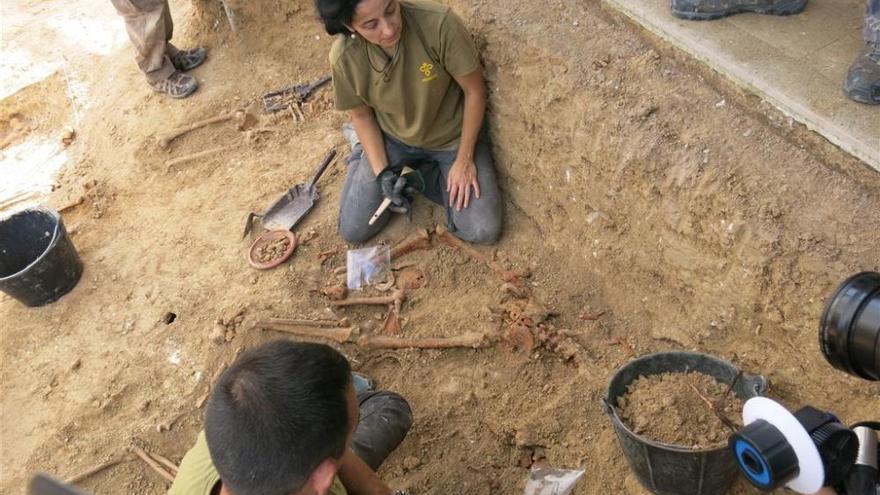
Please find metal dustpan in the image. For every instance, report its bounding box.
[243,148,337,238]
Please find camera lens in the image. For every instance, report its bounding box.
[819,272,880,381]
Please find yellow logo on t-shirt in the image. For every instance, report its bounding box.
[419,62,437,82]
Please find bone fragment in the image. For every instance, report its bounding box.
[130,446,175,483]
[148,452,179,476]
[321,286,348,301]
[381,299,403,334]
[65,458,125,485]
[166,145,237,171]
[257,320,358,343]
[358,332,489,350]
[156,111,242,148]
[331,289,405,307]
[390,229,431,259]
[435,225,530,284]
[262,318,347,328]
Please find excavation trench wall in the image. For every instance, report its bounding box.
[449,0,880,358]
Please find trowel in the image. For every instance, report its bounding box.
[242,148,337,238]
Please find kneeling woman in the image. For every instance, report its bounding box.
[316,0,503,244]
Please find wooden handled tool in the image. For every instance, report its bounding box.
[368,166,414,226]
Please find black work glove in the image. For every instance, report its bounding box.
[377,167,424,214]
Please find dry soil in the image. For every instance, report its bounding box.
[1,0,879,494]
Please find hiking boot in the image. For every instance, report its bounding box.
[671,0,807,20]
[170,47,207,72]
[150,71,198,99]
[844,42,880,105]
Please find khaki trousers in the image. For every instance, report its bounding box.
[110,0,179,83]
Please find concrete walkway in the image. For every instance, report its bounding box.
[603,0,880,172]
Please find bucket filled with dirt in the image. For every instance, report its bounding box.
[0,207,83,306]
[603,351,767,495]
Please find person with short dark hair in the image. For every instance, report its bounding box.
[315,0,503,244]
[167,341,412,495]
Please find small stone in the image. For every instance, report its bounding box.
[209,320,226,344]
[61,128,76,145]
[402,456,421,472]
[122,319,136,333]
[70,358,82,371]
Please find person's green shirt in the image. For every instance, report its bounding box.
[167,431,347,495]
[330,0,481,150]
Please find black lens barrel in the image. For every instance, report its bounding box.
[819,272,880,381]
[794,407,859,486]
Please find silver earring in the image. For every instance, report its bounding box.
[350,32,356,39]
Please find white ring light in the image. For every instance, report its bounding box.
[742,397,825,494]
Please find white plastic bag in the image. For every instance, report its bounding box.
[523,468,585,495]
[346,245,391,290]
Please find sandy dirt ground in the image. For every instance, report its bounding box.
[1,0,879,493]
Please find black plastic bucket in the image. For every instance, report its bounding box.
[0,208,83,307]
[602,351,768,495]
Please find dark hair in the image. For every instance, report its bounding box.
[205,340,352,495]
[314,0,362,35]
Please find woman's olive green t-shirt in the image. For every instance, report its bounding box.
[330,0,482,149]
